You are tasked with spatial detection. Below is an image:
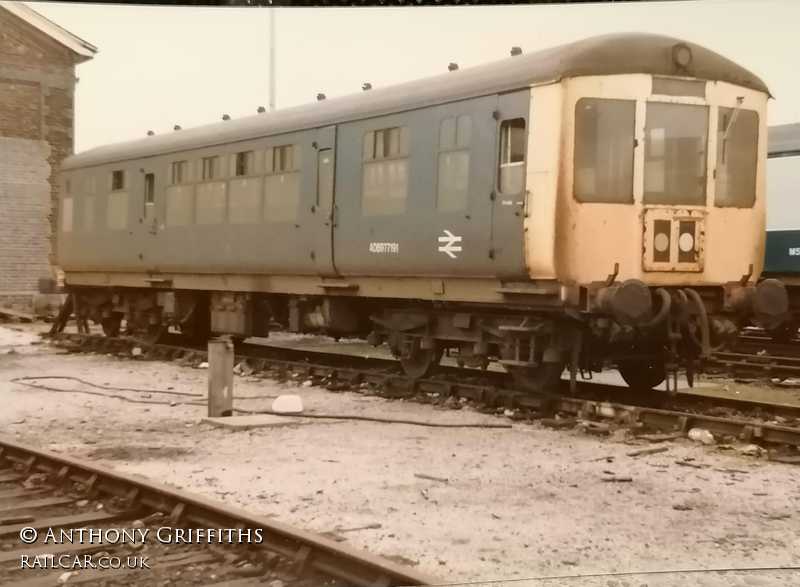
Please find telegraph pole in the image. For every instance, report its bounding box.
[268,4,276,111]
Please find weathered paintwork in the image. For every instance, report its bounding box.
[765,124,800,275]
[57,33,769,305]
[549,75,768,287]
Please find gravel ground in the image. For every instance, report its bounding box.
[2,324,800,586]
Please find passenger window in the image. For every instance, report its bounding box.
[264,144,301,222]
[272,145,297,173]
[144,173,155,206]
[235,151,254,177]
[107,192,128,230]
[317,149,334,210]
[171,160,189,185]
[498,118,526,194]
[362,126,409,216]
[644,102,708,206]
[61,197,73,233]
[574,98,635,203]
[82,195,95,232]
[437,115,471,212]
[111,170,125,191]
[202,156,219,181]
[196,184,226,225]
[165,187,193,226]
[716,107,758,208]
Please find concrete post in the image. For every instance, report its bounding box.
[208,338,234,417]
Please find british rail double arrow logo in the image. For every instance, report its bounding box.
[438,229,463,259]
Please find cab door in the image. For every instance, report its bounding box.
[491,91,530,279]
[310,126,338,276]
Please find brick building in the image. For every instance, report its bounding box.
[0,1,95,309]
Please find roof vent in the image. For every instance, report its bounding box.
[510,46,522,56]
[173,125,182,131]
[362,82,372,91]
[317,93,326,101]
[222,114,231,121]
[448,62,459,72]
[146,130,154,136]
[257,106,266,113]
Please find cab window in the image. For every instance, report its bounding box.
[715,107,758,208]
[574,98,635,204]
[643,102,708,206]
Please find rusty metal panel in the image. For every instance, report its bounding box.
[642,207,705,273]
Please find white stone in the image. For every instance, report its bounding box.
[687,428,715,445]
[131,347,142,357]
[198,361,209,369]
[272,394,304,414]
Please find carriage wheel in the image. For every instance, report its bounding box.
[398,338,443,379]
[507,362,564,394]
[618,359,666,391]
[101,313,123,337]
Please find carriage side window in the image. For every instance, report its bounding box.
[235,151,254,177]
[111,170,125,191]
[264,144,301,222]
[574,98,635,203]
[61,197,73,233]
[362,126,409,216]
[171,160,189,185]
[715,107,758,208]
[498,118,526,194]
[644,102,708,205]
[82,195,95,232]
[144,173,155,206]
[437,115,471,211]
[202,156,219,181]
[107,192,128,230]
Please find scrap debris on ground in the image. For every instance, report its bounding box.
[2,324,800,583]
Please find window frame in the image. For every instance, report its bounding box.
[714,106,759,209]
[572,97,637,205]
[171,160,189,185]
[436,114,472,212]
[235,150,255,177]
[361,125,410,217]
[642,101,709,207]
[111,170,125,192]
[497,117,527,195]
[201,156,219,181]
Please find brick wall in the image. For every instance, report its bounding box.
[0,8,81,308]
[0,137,52,298]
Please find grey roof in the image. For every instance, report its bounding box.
[0,1,97,61]
[64,32,769,170]
[769,124,800,155]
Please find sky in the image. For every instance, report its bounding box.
[28,0,800,153]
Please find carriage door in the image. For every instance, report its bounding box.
[491,91,530,279]
[139,171,160,270]
[310,125,338,276]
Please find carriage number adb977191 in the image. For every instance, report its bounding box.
[369,242,400,254]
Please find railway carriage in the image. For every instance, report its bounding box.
[56,33,772,392]
[760,123,800,337]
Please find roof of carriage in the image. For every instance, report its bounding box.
[64,32,769,170]
[769,124,800,155]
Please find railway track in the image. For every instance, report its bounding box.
[0,437,436,587]
[707,329,800,380]
[43,332,800,456]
